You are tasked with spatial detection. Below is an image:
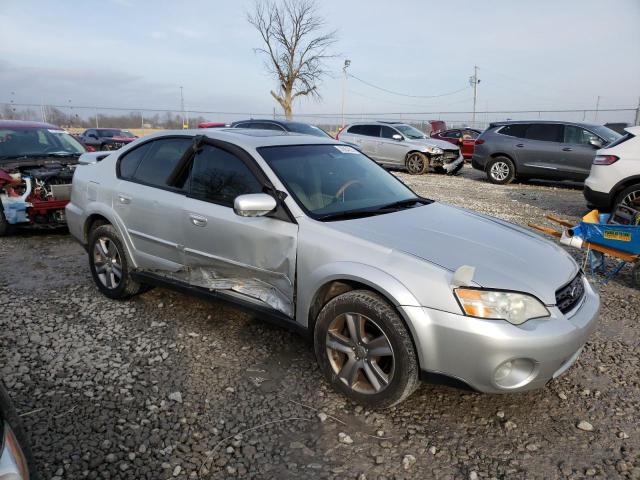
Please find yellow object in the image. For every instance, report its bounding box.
[582,209,599,224]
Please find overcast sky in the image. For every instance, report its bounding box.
[1,0,639,124]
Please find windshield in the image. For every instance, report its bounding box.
[590,125,621,144]
[259,144,420,219]
[99,129,135,138]
[0,127,85,159]
[395,124,427,139]
[286,122,330,138]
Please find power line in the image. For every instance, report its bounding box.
[347,73,471,99]
[348,89,474,109]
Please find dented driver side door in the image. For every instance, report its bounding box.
[180,143,298,317]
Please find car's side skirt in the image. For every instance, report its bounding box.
[131,271,308,337]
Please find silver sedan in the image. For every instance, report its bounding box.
[66,129,598,407]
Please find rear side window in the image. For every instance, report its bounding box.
[347,124,381,137]
[525,124,563,142]
[118,142,152,179]
[498,124,529,138]
[252,122,284,131]
[132,138,192,188]
[189,144,262,206]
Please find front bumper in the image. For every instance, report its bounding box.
[400,278,599,393]
[442,154,464,173]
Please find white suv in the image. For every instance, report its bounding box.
[584,126,640,211]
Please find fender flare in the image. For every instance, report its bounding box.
[82,202,139,268]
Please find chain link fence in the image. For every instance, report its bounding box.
[2,102,638,137]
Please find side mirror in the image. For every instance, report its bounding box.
[392,134,403,141]
[589,137,603,149]
[234,193,277,217]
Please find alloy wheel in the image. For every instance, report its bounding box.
[490,161,510,181]
[325,312,394,394]
[406,154,425,174]
[93,237,123,289]
[621,189,640,208]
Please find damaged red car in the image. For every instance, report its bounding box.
[0,120,85,236]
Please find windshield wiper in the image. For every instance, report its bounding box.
[317,198,430,222]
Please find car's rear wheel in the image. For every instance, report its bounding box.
[88,224,141,299]
[615,184,640,210]
[405,152,428,175]
[486,156,516,184]
[314,290,419,408]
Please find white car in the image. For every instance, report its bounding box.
[584,126,640,211]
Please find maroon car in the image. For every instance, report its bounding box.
[197,121,228,128]
[0,120,85,235]
[431,128,482,160]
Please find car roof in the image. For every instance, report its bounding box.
[231,119,311,127]
[0,119,62,129]
[145,128,340,148]
[345,121,411,126]
[490,120,605,129]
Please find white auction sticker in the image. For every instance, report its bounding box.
[334,145,358,154]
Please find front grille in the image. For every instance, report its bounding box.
[444,150,459,160]
[555,273,585,314]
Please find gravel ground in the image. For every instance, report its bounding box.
[1,165,638,480]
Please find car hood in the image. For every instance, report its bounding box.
[406,137,458,150]
[327,202,578,305]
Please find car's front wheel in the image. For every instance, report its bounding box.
[405,152,428,175]
[88,224,142,299]
[314,290,419,408]
[486,156,516,184]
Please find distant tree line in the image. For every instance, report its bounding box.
[0,104,208,129]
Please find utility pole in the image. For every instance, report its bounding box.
[341,59,351,128]
[594,95,601,121]
[96,112,99,128]
[470,66,480,127]
[180,86,187,129]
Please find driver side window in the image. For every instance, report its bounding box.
[380,126,399,139]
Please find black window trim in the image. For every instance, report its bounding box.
[116,134,295,222]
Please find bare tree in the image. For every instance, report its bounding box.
[248,0,337,119]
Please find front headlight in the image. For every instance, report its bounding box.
[427,146,443,155]
[454,288,550,325]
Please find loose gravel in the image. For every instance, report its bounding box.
[1,165,638,479]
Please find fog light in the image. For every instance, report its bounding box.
[493,358,537,389]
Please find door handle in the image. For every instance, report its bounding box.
[515,143,525,148]
[562,147,573,151]
[189,214,207,227]
[118,194,131,204]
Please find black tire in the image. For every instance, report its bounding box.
[88,224,141,299]
[0,382,39,479]
[632,261,640,289]
[0,205,12,237]
[314,290,420,408]
[486,156,516,185]
[614,183,640,210]
[405,152,428,175]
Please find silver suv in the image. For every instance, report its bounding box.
[338,121,463,174]
[66,129,598,407]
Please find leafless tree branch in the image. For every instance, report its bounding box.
[247,0,337,119]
